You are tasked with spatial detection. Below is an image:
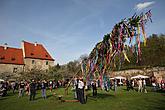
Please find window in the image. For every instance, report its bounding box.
[11,58,16,61]
[45,55,48,57]
[46,61,48,65]
[32,60,35,64]
[13,68,17,73]
[31,53,34,56]
[0,56,5,60]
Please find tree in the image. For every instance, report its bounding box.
[48,64,62,80]
[121,34,165,69]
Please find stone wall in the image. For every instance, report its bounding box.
[24,58,54,71]
[113,69,145,77]
[111,67,165,80]
[0,64,24,78]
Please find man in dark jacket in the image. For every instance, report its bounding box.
[92,80,97,96]
[29,80,36,101]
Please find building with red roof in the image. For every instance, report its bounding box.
[0,41,54,76]
[0,45,24,76]
[22,41,54,71]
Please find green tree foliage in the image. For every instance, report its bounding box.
[48,63,63,80]
[121,34,165,69]
[48,61,81,80]
[18,69,48,81]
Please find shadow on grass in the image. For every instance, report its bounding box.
[97,93,115,98]
[150,99,165,110]
[122,88,137,92]
[6,92,16,97]
[122,88,128,91]
[0,97,8,101]
[156,90,165,94]
[87,93,115,99]
[35,94,53,100]
[86,93,115,103]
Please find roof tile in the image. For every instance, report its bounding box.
[23,41,54,61]
[0,46,24,65]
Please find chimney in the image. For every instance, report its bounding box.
[34,42,37,46]
[21,40,25,57]
[4,43,8,50]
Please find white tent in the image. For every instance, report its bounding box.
[114,76,126,80]
[131,75,149,79]
[0,79,4,82]
[110,76,126,80]
[110,76,126,85]
[115,76,126,85]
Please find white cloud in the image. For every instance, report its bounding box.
[135,1,155,11]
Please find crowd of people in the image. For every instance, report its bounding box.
[0,79,67,100]
[0,77,165,104]
[126,78,147,93]
[72,77,165,98]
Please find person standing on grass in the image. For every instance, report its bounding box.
[104,80,108,92]
[25,81,30,95]
[11,81,16,94]
[75,78,80,100]
[142,79,147,93]
[138,78,143,92]
[41,80,47,99]
[78,78,85,104]
[18,81,25,97]
[114,78,117,92]
[73,77,78,99]
[92,79,97,96]
[130,80,134,91]
[126,79,130,91]
[49,81,53,92]
[29,80,36,101]
[132,79,135,88]
[107,79,111,91]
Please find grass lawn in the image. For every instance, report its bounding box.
[0,86,165,110]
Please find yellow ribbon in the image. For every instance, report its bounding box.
[123,51,130,63]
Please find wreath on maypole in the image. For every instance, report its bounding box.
[81,10,152,86]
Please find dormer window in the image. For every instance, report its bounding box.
[31,53,34,56]
[0,56,5,60]
[11,58,16,61]
[46,55,48,57]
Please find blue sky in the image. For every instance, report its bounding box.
[0,0,165,64]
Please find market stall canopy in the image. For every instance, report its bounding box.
[131,75,149,79]
[115,76,126,80]
[110,76,126,80]
[0,79,4,82]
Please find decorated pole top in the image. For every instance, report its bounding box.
[81,10,152,82]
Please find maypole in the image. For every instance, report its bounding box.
[64,10,152,96]
[81,10,152,87]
